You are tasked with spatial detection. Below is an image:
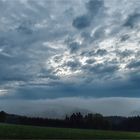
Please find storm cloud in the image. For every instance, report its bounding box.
[0,0,140,117]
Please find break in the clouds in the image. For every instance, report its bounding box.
[0,0,140,117]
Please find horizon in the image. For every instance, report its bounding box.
[0,0,140,118]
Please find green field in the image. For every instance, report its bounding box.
[0,123,140,139]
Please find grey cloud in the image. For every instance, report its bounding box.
[68,42,80,53]
[0,53,33,84]
[72,15,91,29]
[86,0,103,13]
[72,0,104,29]
[80,50,95,57]
[129,72,140,88]
[81,49,107,59]
[124,13,140,28]
[0,0,78,86]
[52,55,62,63]
[38,68,59,80]
[120,34,130,42]
[86,59,96,64]
[1,72,140,100]
[81,31,93,42]
[95,49,107,56]
[117,49,133,58]
[89,63,118,74]
[127,60,140,69]
[81,62,119,83]
[92,27,106,39]
[65,60,81,70]
[16,21,33,35]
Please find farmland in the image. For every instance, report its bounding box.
[0,123,140,139]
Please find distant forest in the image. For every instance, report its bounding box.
[0,111,140,131]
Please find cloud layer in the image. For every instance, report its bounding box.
[0,0,140,116]
[1,97,140,118]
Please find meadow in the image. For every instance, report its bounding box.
[0,123,140,139]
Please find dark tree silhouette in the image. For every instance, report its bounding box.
[1,110,140,132]
[0,111,6,122]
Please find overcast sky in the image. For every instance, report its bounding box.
[0,0,140,118]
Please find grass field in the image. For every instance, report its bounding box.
[0,123,140,139]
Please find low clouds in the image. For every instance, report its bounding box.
[0,0,140,117]
[1,97,140,118]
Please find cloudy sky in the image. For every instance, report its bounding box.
[0,0,140,118]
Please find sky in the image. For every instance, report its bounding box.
[0,0,140,118]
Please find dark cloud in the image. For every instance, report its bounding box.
[81,61,119,83]
[120,34,130,42]
[38,68,59,80]
[72,0,104,29]
[64,60,81,71]
[127,60,140,69]
[86,59,96,64]
[80,48,107,57]
[124,13,140,28]
[95,49,107,56]
[86,0,103,14]
[1,74,140,100]
[68,42,80,53]
[72,14,91,29]
[89,63,118,74]
[16,21,33,35]
[129,72,140,88]
[117,49,132,58]
[80,50,95,57]
[0,53,33,84]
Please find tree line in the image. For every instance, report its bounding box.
[0,111,140,131]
